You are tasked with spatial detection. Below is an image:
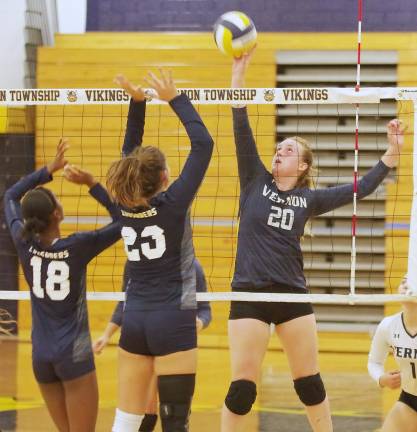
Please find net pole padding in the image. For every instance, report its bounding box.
[407,102,417,294]
[1,290,417,305]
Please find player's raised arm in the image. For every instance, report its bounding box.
[114,74,147,157]
[231,46,266,191]
[63,164,119,222]
[145,69,214,208]
[3,138,69,243]
[63,164,121,262]
[311,119,404,216]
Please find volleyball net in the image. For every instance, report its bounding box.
[1,86,417,305]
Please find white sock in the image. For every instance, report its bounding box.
[112,408,144,432]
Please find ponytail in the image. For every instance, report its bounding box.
[21,216,50,241]
[107,146,166,209]
[289,136,317,189]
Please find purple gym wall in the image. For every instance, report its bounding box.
[86,0,417,32]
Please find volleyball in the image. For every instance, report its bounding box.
[213,11,257,57]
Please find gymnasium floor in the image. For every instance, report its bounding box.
[0,336,395,432]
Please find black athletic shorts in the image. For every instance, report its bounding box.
[229,284,314,325]
[33,354,95,384]
[120,309,197,356]
[399,390,417,413]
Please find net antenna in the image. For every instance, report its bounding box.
[350,0,363,297]
[406,101,417,295]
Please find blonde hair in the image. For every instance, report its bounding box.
[287,136,316,237]
[106,146,166,208]
[288,136,316,189]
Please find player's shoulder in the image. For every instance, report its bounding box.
[378,312,402,330]
[58,232,92,248]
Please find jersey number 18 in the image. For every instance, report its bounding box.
[30,256,70,300]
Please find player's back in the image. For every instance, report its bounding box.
[18,233,96,361]
[120,192,196,313]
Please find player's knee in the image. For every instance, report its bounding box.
[158,374,195,432]
[225,379,257,415]
[293,373,326,406]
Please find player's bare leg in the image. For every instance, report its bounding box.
[117,348,154,414]
[221,319,270,432]
[382,401,417,432]
[63,370,98,432]
[38,381,69,432]
[276,314,333,432]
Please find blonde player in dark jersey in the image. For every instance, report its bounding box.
[107,70,214,432]
[221,46,404,432]
[368,276,417,431]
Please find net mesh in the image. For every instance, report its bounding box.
[0,88,416,307]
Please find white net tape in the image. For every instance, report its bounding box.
[1,291,416,305]
[0,86,417,106]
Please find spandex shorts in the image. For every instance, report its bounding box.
[119,309,197,356]
[229,284,314,325]
[33,355,95,384]
[399,390,417,413]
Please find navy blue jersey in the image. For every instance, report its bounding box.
[232,107,390,290]
[122,95,145,157]
[118,93,213,312]
[4,167,120,361]
[111,258,212,328]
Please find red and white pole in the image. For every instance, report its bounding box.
[350,0,362,296]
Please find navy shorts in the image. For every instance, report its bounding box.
[33,355,95,384]
[119,309,197,356]
[399,390,417,413]
[229,284,314,325]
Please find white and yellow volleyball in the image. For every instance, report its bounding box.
[213,11,257,57]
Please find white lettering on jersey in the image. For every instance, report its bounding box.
[121,225,166,261]
[30,256,70,301]
[262,185,307,208]
[29,246,69,259]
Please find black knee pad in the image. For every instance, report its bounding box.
[139,413,158,431]
[158,374,195,432]
[225,379,257,415]
[293,373,326,406]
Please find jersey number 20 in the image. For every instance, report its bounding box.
[267,206,294,230]
[122,225,166,261]
[30,256,70,300]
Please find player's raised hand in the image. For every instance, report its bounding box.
[47,138,69,174]
[379,370,401,389]
[114,74,146,102]
[63,164,97,188]
[231,44,256,88]
[145,69,178,102]
[387,119,405,154]
[382,119,407,168]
